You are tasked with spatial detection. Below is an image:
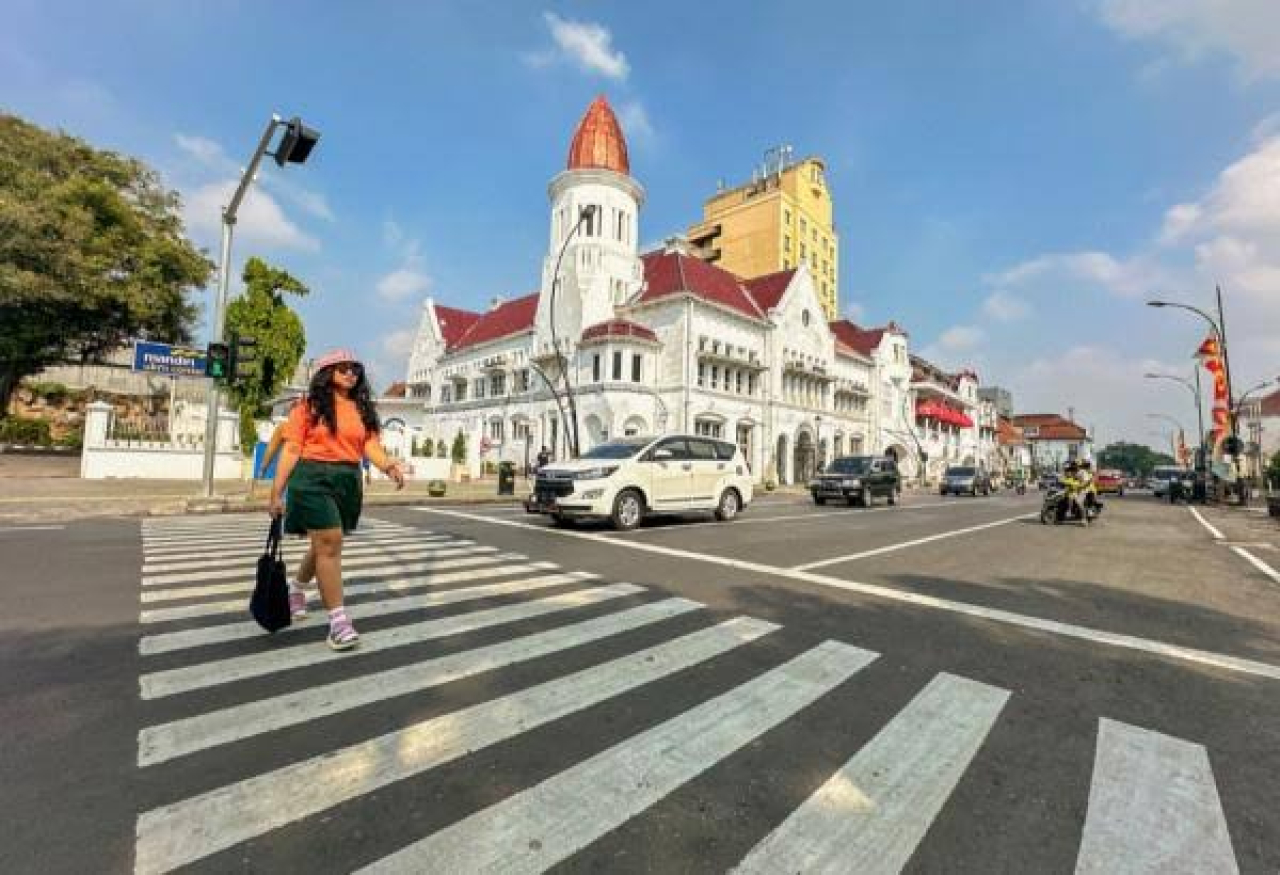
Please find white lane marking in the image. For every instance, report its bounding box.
[141,534,454,573]
[732,673,1008,875]
[1231,546,1280,586]
[1188,506,1226,541]
[0,525,66,533]
[417,508,1280,683]
[1075,718,1238,875]
[133,616,775,875]
[139,560,555,624]
[140,553,523,604]
[138,597,703,766]
[141,543,489,586]
[601,500,972,537]
[139,583,644,700]
[140,571,598,655]
[793,514,1035,570]
[360,640,875,875]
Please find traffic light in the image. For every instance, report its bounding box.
[228,332,258,384]
[204,342,230,380]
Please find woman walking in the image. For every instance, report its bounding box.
[269,349,406,650]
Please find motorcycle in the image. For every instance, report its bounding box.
[1040,485,1102,526]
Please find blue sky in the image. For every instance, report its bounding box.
[4,0,1279,446]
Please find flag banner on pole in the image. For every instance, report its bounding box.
[1195,335,1229,454]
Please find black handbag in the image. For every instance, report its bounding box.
[250,517,292,633]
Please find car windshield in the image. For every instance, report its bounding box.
[579,438,651,460]
[946,467,976,477]
[827,457,871,474]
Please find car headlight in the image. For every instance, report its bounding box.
[575,465,619,481]
[842,478,861,488]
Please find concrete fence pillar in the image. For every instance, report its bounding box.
[216,409,239,451]
[80,401,112,479]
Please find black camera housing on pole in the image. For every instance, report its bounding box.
[274,117,320,167]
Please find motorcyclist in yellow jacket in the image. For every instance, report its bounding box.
[1060,461,1089,525]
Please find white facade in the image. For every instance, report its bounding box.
[395,99,995,486]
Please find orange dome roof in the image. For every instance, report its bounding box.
[566,95,630,175]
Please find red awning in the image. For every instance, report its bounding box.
[953,411,975,428]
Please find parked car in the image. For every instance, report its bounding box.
[810,455,901,507]
[940,466,992,496]
[525,434,753,531]
[1095,469,1126,496]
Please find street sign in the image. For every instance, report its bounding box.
[132,341,208,378]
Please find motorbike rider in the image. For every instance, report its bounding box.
[1060,461,1088,525]
[1077,459,1099,515]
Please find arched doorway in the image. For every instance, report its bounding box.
[620,415,647,437]
[775,434,789,484]
[794,429,817,485]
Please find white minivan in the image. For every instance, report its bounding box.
[526,434,754,531]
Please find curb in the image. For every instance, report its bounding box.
[171,494,525,516]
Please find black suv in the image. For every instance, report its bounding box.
[810,456,901,507]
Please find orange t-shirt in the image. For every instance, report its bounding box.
[283,396,379,463]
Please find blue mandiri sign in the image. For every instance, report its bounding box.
[132,341,208,377]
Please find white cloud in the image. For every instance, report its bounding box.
[175,132,334,223]
[175,133,232,170]
[616,100,655,143]
[981,290,1031,323]
[938,325,985,350]
[382,328,417,358]
[1095,0,1280,80]
[183,179,319,252]
[843,302,867,323]
[376,264,432,302]
[533,12,630,80]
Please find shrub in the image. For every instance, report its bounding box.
[1267,450,1280,487]
[427,479,447,497]
[0,417,53,446]
[23,381,70,405]
[436,439,447,458]
[57,427,84,449]
[450,429,467,464]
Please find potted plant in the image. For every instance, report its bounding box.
[427,479,447,497]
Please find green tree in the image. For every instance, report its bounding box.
[1097,441,1176,476]
[0,114,213,417]
[436,438,447,458]
[224,257,307,455]
[1266,450,1280,487]
[450,429,467,464]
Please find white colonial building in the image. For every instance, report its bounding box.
[399,96,996,485]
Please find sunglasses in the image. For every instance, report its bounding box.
[334,363,363,376]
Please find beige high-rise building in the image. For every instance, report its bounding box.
[688,148,840,319]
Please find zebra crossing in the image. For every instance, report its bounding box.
[133,513,1243,874]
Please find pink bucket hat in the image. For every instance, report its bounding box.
[314,348,361,372]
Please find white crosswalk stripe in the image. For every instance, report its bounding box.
[129,519,1246,875]
[140,552,526,604]
[1075,719,1239,875]
[732,673,1008,874]
[142,541,491,586]
[359,640,876,875]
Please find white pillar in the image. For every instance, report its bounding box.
[216,409,239,451]
[80,401,112,479]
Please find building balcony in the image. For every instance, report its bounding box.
[697,349,767,371]
[784,360,834,382]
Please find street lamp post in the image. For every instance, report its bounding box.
[1146,413,1186,463]
[1147,293,1238,448]
[547,204,597,458]
[200,114,320,498]
[1145,371,1205,470]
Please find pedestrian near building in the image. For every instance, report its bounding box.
[268,349,406,650]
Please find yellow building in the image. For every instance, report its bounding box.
[688,149,840,320]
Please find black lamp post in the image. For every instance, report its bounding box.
[548,204,597,458]
[1147,290,1237,451]
[1145,371,1205,470]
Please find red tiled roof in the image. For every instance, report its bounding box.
[449,294,539,351]
[1259,388,1280,417]
[829,320,887,356]
[434,304,481,347]
[742,269,796,312]
[997,417,1024,446]
[580,319,658,343]
[567,95,629,175]
[383,381,407,398]
[1011,414,1088,441]
[636,251,766,321]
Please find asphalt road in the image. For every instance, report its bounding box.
[2,489,1277,873]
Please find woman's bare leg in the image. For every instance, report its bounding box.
[308,528,345,610]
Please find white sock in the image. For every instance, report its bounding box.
[288,579,308,596]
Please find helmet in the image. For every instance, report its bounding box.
[1079,459,1092,469]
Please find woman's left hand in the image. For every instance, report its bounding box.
[385,462,407,490]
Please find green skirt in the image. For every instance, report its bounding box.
[284,460,363,535]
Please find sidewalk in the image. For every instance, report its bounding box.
[0,476,531,523]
